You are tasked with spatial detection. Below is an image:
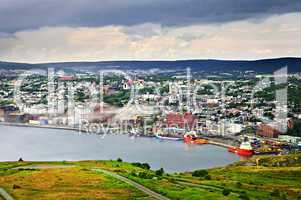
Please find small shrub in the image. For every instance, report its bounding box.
[13,184,21,189]
[281,193,288,200]
[117,158,123,162]
[168,177,177,183]
[271,189,280,197]
[138,172,154,179]
[192,169,208,177]
[236,181,242,188]
[239,192,249,200]
[204,175,211,180]
[222,188,231,196]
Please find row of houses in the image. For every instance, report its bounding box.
[0,105,49,125]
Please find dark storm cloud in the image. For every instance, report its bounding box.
[1,0,301,33]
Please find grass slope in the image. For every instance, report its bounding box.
[0,153,300,200]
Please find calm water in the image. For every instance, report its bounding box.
[0,125,240,172]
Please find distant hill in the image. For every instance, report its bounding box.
[0,57,300,73]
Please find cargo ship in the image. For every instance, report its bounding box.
[228,141,254,156]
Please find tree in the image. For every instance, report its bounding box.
[142,163,151,170]
[103,90,130,107]
[132,162,151,170]
[155,168,164,176]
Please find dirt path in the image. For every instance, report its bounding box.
[92,168,171,200]
[0,188,14,200]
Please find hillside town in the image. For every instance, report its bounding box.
[0,68,301,157]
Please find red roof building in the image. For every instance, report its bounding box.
[166,112,197,130]
[257,124,282,138]
[59,76,74,81]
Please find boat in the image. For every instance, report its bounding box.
[154,128,183,141]
[228,141,254,156]
[183,132,197,143]
[193,138,209,145]
[183,132,208,144]
[154,129,182,141]
[155,134,182,141]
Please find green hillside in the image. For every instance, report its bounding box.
[0,154,300,200]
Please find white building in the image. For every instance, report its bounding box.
[278,135,301,144]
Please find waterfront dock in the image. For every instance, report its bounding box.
[207,140,234,149]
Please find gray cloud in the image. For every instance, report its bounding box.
[1,0,301,33]
[1,13,300,63]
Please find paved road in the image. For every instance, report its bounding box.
[93,168,171,200]
[0,188,15,200]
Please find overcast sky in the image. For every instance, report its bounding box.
[0,0,300,63]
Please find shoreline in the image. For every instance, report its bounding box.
[0,122,234,149]
[0,122,82,132]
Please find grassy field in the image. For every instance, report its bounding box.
[0,162,152,200]
[0,153,300,200]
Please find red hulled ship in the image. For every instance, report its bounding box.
[183,132,208,145]
[228,141,254,156]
